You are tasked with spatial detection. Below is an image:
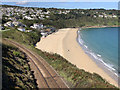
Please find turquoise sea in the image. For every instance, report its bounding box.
[78,27,119,79]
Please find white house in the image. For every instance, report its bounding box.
[104,15,108,18]
[99,15,104,18]
[41,32,48,38]
[46,16,50,18]
[4,21,14,27]
[30,23,44,29]
[24,16,34,20]
[12,21,21,26]
[93,15,97,18]
[26,30,32,32]
[17,27,25,32]
[81,12,84,14]
[41,15,45,17]
[112,15,117,18]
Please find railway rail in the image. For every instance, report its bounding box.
[4,39,69,89]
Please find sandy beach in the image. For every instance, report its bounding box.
[36,28,118,87]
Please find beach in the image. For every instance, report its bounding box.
[36,28,118,87]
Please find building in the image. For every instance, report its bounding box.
[4,21,14,27]
[26,30,32,32]
[41,32,48,38]
[17,27,25,32]
[99,15,104,18]
[112,15,117,18]
[12,21,21,26]
[30,23,44,29]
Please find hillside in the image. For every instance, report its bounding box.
[2,42,38,89]
[2,5,118,29]
[2,28,40,46]
[31,48,117,88]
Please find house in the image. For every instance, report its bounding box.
[93,15,97,18]
[17,27,25,32]
[12,21,21,26]
[39,17,45,20]
[104,15,108,18]
[41,15,45,17]
[99,15,104,18]
[41,31,48,38]
[81,12,84,14]
[40,27,55,37]
[46,16,50,18]
[30,23,44,29]
[4,21,14,27]
[24,16,34,20]
[112,15,117,18]
[26,30,32,32]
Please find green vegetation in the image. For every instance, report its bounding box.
[2,5,118,29]
[2,42,38,89]
[27,47,116,88]
[45,13,118,29]
[2,27,41,46]
[24,9,118,29]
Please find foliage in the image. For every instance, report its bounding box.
[2,28,41,46]
[2,42,38,89]
[2,5,118,29]
[38,52,116,88]
[24,44,117,88]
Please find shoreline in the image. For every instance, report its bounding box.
[36,28,118,87]
[77,29,118,86]
[81,25,119,29]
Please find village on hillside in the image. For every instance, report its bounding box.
[0,5,118,37]
[1,5,57,38]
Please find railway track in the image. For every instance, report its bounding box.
[4,39,69,89]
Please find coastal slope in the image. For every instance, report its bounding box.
[36,28,118,87]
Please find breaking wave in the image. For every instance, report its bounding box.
[77,30,118,77]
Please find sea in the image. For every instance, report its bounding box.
[78,27,119,82]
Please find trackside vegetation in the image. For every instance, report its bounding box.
[29,47,117,88]
[2,42,38,89]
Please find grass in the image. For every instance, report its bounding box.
[2,27,41,46]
